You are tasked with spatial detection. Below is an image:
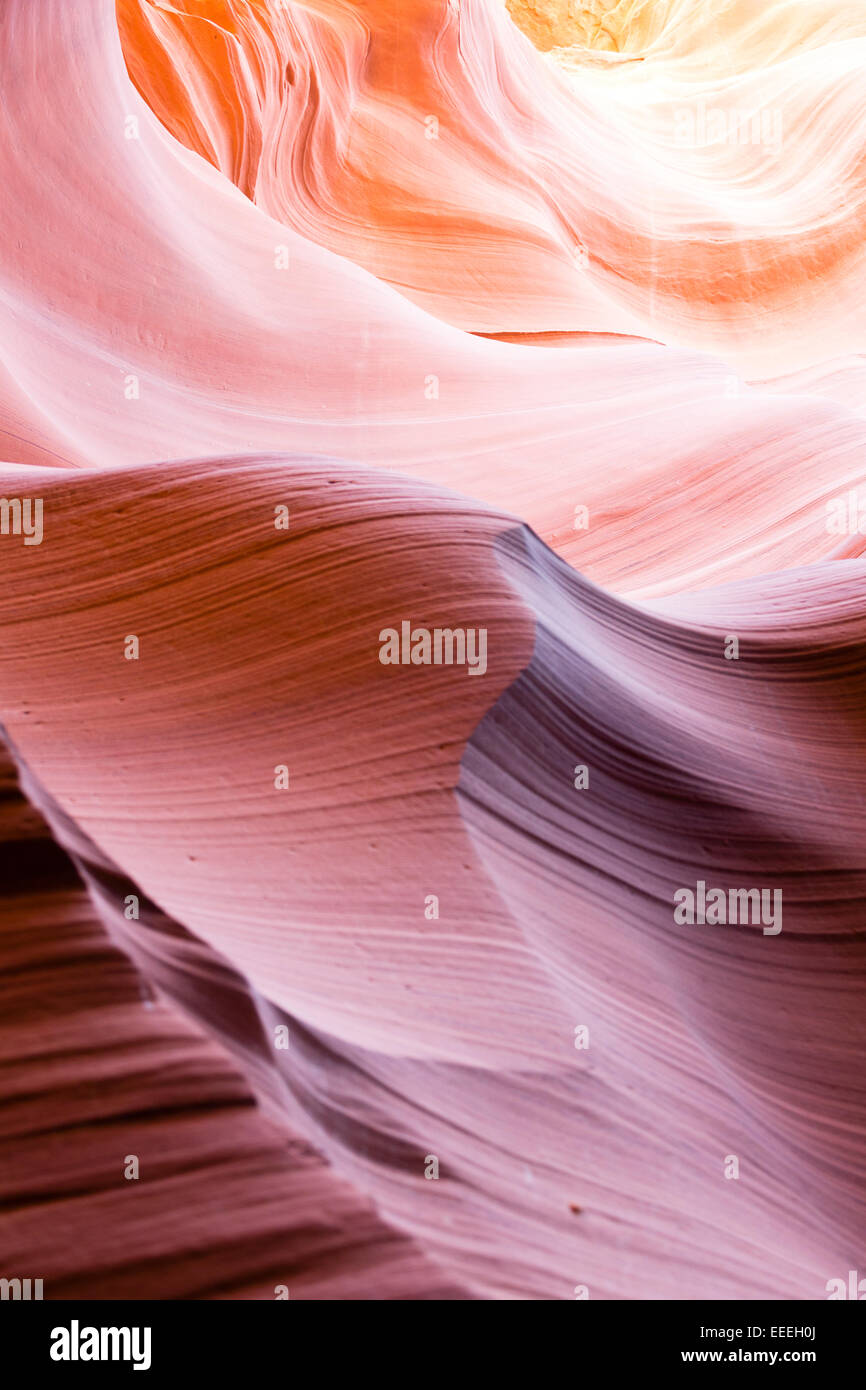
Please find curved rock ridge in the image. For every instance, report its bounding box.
[1,1,866,595]
[1,0,865,1304]
[115,0,866,372]
[0,457,545,1064]
[460,527,866,1295]
[0,738,464,1299]
[0,460,864,1297]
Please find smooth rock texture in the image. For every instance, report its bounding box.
[0,0,864,1300]
[0,741,463,1299]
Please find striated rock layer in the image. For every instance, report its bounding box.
[0,0,864,1300]
[116,0,866,373]
[0,738,463,1299]
[0,458,864,1299]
